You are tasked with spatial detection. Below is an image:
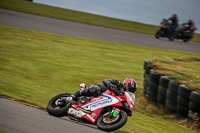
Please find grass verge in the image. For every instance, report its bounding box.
[0,0,199,43]
[0,25,200,132]
[151,57,200,92]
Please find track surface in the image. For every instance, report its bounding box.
[0,98,107,133]
[0,8,200,53]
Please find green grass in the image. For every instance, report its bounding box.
[0,25,200,133]
[119,111,197,133]
[151,57,200,92]
[0,0,199,43]
[0,131,7,133]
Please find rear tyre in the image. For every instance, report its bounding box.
[183,38,189,42]
[47,93,71,117]
[97,111,127,131]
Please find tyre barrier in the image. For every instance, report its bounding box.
[143,60,200,122]
[188,91,200,122]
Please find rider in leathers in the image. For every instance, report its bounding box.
[182,19,196,38]
[72,78,137,99]
[168,14,179,30]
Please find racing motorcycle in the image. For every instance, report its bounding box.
[46,83,135,131]
[168,23,197,42]
[155,19,174,40]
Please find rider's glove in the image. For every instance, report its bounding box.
[71,94,77,101]
[109,85,117,91]
[109,85,119,96]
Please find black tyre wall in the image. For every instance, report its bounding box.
[189,101,200,112]
[178,85,194,99]
[168,80,180,94]
[165,99,177,114]
[189,91,200,118]
[190,91,200,104]
[148,81,159,93]
[158,86,168,97]
[157,95,166,106]
[166,90,178,103]
[177,104,189,117]
[144,60,151,70]
[142,61,198,121]
[177,96,190,108]
[149,72,161,84]
[145,64,153,75]
[146,88,158,101]
[166,100,177,111]
[159,76,170,88]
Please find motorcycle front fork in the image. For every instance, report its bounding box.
[108,107,121,118]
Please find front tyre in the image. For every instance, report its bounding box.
[155,30,162,39]
[168,35,175,41]
[168,32,176,41]
[47,93,71,117]
[97,111,127,131]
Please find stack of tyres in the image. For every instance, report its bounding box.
[143,60,200,123]
[177,85,194,119]
[146,72,161,104]
[165,80,180,114]
[143,60,152,100]
[157,76,170,107]
[188,91,200,122]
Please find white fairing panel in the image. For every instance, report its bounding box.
[125,92,135,109]
[82,94,119,111]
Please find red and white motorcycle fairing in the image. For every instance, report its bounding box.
[68,89,135,124]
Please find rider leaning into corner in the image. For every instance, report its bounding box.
[71,78,137,100]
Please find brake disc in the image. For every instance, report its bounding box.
[102,112,120,124]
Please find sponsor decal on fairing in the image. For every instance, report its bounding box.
[86,114,95,122]
[82,94,119,110]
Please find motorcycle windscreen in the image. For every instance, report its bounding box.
[126,92,135,105]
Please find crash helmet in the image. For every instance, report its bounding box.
[123,78,137,93]
[188,19,193,24]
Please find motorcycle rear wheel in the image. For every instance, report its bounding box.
[183,38,189,42]
[47,93,71,117]
[96,111,127,131]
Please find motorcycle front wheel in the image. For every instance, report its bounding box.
[96,111,127,131]
[47,93,71,117]
[155,29,162,39]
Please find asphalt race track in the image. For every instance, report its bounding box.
[0,98,107,133]
[0,8,200,53]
